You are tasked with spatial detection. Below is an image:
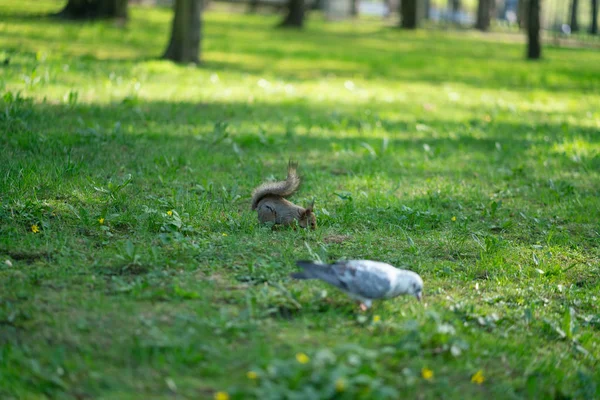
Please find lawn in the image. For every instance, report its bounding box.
[1,1,600,399]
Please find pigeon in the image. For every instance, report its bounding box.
[291,260,423,311]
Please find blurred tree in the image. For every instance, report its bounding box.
[527,0,541,59]
[591,0,598,33]
[517,0,526,29]
[351,0,359,16]
[450,0,461,22]
[496,0,505,18]
[383,0,392,18]
[423,0,431,19]
[476,0,494,30]
[401,0,418,28]
[570,0,579,32]
[248,0,259,13]
[279,0,305,27]
[56,0,128,20]
[163,0,202,64]
[311,0,325,10]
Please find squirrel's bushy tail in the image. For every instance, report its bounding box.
[251,160,301,210]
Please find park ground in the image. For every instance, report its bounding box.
[1,1,600,399]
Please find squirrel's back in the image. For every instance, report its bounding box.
[251,161,301,210]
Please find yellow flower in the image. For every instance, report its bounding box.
[471,370,485,385]
[214,391,229,400]
[222,233,228,237]
[31,224,40,233]
[373,315,381,323]
[167,210,173,216]
[296,352,310,364]
[421,367,434,380]
[246,371,258,380]
[335,378,346,392]
[451,216,457,221]
[98,217,105,225]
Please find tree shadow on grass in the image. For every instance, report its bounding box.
[5,96,599,152]
[2,98,597,201]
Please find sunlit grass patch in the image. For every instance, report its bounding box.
[1,0,600,398]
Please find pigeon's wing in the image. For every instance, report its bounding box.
[329,261,392,299]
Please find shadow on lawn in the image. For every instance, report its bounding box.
[3,98,597,210]
[4,98,598,163]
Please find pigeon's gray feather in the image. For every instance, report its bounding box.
[291,261,351,291]
[293,261,393,298]
[329,262,392,299]
[292,260,423,307]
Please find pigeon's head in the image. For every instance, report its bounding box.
[407,272,424,301]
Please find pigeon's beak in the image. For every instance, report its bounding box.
[416,292,422,302]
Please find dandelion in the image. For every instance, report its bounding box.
[222,233,228,237]
[167,210,173,216]
[451,216,457,222]
[335,378,346,392]
[421,367,434,381]
[214,391,229,400]
[296,352,310,364]
[98,217,105,225]
[471,370,485,385]
[246,371,258,380]
[31,224,40,233]
[373,315,381,323]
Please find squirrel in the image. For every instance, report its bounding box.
[251,161,317,229]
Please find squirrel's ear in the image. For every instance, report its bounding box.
[307,199,315,211]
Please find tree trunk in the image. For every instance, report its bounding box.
[451,0,461,13]
[351,0,359,16]
[311,0,324,10]
[383,0,392,18]
[247,0,259,13]
[570,0,579,32]
[476,0,492,31]
[56,0,128,20]
[400,0,418,28]
[423,0,430,19]
[450,0,461,22]
[526,0,541,59]
[590,0,597,34]
[162,0,202,64]
[279,0,304,28]
[517,0,527,29]
[497,0,506,18]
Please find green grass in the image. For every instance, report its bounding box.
[1,1,600,399]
